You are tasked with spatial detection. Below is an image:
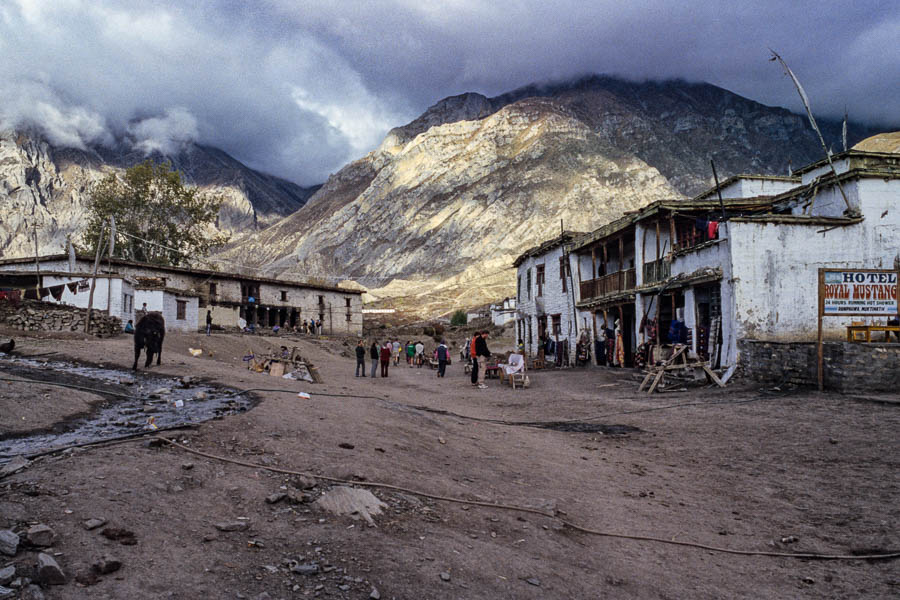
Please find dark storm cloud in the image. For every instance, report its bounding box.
[1,1,896,185]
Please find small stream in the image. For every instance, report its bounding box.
[0,356,254,461]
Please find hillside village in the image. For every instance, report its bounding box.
[0,5,899,589]
[0,128,897,599]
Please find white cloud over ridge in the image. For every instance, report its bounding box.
[0,0,897,185]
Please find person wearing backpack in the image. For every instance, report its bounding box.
[436,340,449,377]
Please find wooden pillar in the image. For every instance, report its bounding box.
[618,236,624,291]
[576,252,583,298]
[655,218,661,263]
[669,213,677,257]
[591,246,596,295]
[602,242,608,274]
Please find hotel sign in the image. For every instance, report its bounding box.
[821,269,899,316]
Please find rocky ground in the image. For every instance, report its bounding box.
[0,327,898,599]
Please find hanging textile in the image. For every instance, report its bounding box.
[24,289,38,300]
[708,220,719,239]
[66,282,78,293]
[49,285,65,301]
[615,331,625,367]
[38,287,50,299]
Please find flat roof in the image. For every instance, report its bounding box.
[0,254,365,295]
[513,231,586,266]
[692,174,799,202]
[791,149,900,176]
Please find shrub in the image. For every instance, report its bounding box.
[450,310,467,326]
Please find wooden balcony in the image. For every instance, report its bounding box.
[579,268,636,300]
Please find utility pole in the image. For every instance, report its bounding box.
[32,225,41,298]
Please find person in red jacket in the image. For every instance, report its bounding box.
[379,341,392,377]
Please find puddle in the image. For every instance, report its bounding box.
[0,356,253,461]
[531,422,641,434]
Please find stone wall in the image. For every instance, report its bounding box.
[0,300,122,336]
[738,339,900,392]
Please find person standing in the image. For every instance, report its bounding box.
[380,341,392,377]
[355,340,366,377]
[406,340,415,366]
[470,332,480,386]
[369,340,379,378]
[206,310,212,336]
[475,330,491,389]
[415,340,425,368]
[436,339,449,378]
[392,339,401,365]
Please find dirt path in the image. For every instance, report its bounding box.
[1,330,898,599]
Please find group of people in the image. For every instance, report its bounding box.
[239,317,324,335]
[355,339,453,378]
[464,330,492,389]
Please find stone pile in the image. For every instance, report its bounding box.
[0,301,121,336]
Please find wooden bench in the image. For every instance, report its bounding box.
[846,325,900,342]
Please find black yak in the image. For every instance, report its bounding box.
[133,313,165,370]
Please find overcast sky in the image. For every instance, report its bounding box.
[1,0,897,185]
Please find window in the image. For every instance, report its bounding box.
[527,319,532,344]
[209,283,217,297]
[538,315,547,340]
[517,275,521,301]
[345,298,352,322]
[559,257,568,293]
[526,269,532,300]
[122,293,133,313]
[176,300,186,320]
[536,264,545,297]
[280,290,288,301]
[552,314,561,336]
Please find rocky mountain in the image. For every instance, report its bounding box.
[216,76,877,314]
[0,130,317,259]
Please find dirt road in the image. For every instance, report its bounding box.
[1,330,898,599]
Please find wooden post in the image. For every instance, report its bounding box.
[669,213,677,256]
[655,218,661,263]
[33,225,41,298]
[602,242,608,275]
[618,236,624,291]
[817,268,825,391]
[85,228,106,334]
[576,252,582,296]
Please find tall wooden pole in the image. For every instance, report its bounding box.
[85,228,106,334]
[33,225,41,297]
[817,268,825,391]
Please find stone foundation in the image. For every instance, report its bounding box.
[738,339,900,392]
[0,300,122,336]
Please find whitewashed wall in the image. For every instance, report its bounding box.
[41,275,135,331]
[515,245,580,357]
[134,289,199,333]
[730,179,900,344]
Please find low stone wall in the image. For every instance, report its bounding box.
[0,300,122,336]
[738,339,900,392]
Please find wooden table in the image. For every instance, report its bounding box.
[485,366,500,379]
[846,325,900,342]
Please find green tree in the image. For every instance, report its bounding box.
[450,309,467,326]
[82,160,228,267]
